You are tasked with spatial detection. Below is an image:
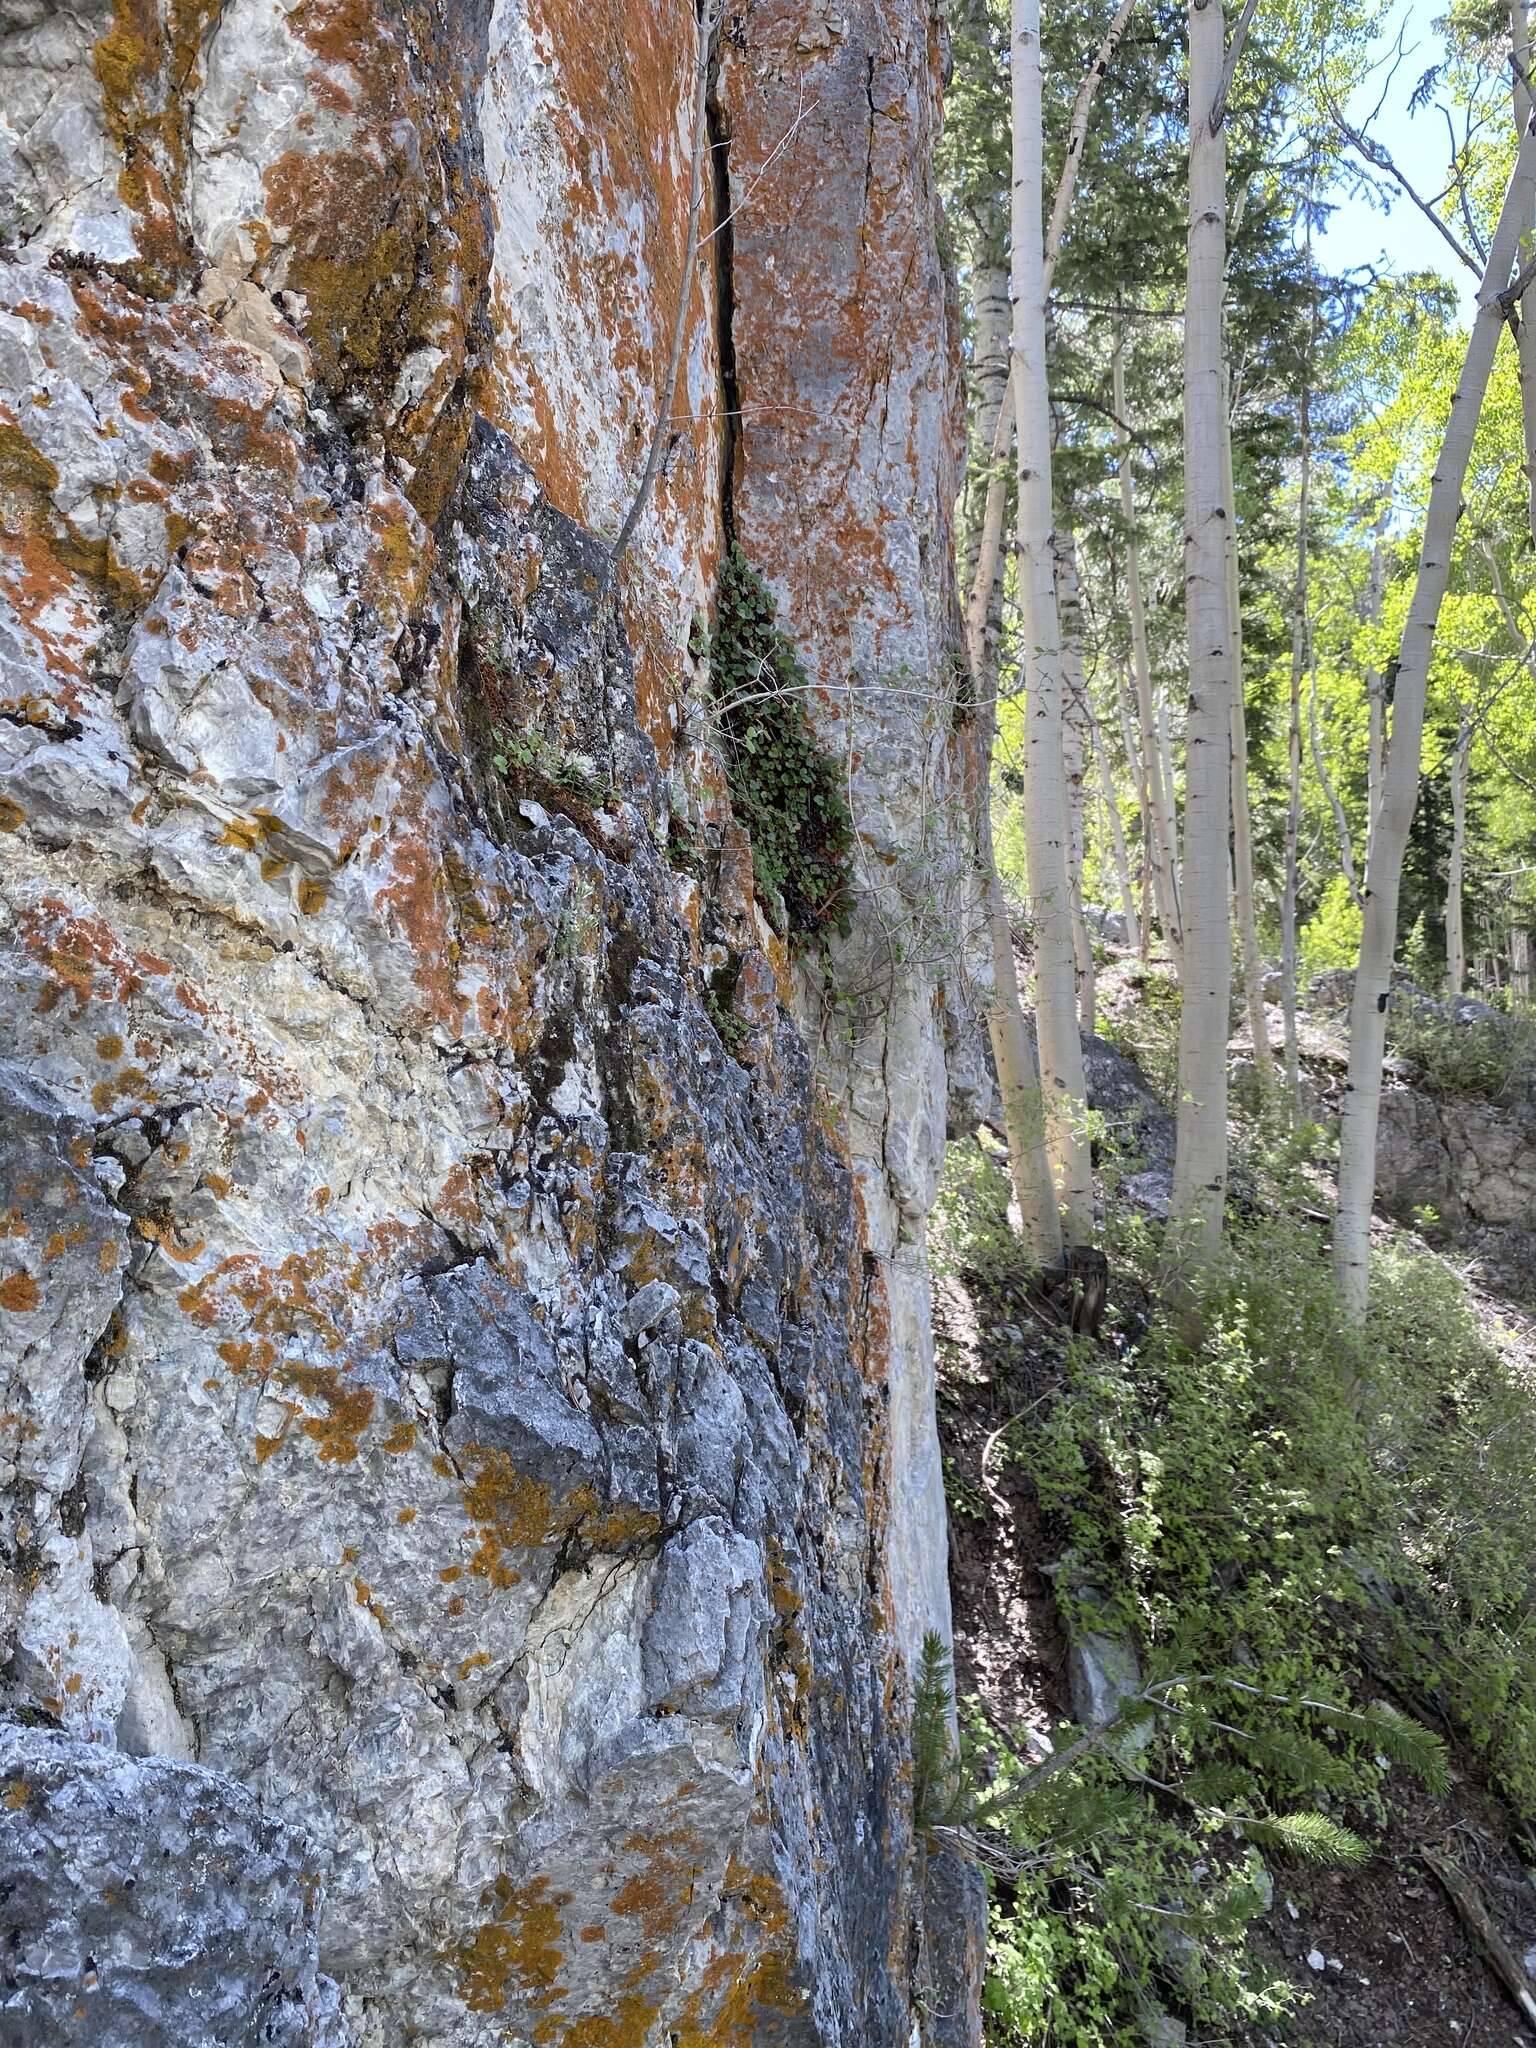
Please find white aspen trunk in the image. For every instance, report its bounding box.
[1158,693,1179,888]
[962,241,1012,679]
[1013,0,1092,1249]
[1111,664,1154,956]
[1511,0,1536,549]
[1169,0,1234,1262]
[1092,710,1141,952]
[1334,118,1536,1321]
[966,0,1139,679]
[1446,712,1471,996]
[1058,532,1098,1032]
[1113,325,1183,962]
[1221,359,1275,1097]
[1280,371,1309,1107]
[1362,509,1389,871]
[1308,669,1362,907]
[1512,924,1532,1006]
[985,860,1065,1267]
[963,230,1063,1259]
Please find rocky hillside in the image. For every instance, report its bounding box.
[0,6,987,2043]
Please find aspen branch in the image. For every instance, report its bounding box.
[1321,86,1481,278]
[1211,0,1260,134]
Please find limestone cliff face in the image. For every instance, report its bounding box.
[0,4,985,2044]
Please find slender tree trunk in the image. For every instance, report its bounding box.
[1360,507,1389,871]
[966,0,1139,674]
[1511,0,1536,548]
[961,229,1012,678]
[1169,0,1234,1262]
[1281,361,1310,1107]
[1446,711,1471,996]
[1091,711,1141,952]
[1013,0,1092,1249]
[984,859,1065,1266]
[1221,360,1275,1100]
[1334,118,1536,1321]
[1308,668,1362,909]
[962,192,1060,1256]
[1113,324,1183,962]
[1058,532,1099,1032]
[1512,924,1532,1006]
[1110,660,1154,956]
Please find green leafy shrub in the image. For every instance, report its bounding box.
[702,547,854,949]
[1387,1001,1536,1101]
[1098,960,1182,1101]
[932,1137,1536,2041]
[1299,871,1363,982]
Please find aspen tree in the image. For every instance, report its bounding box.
[1334,113,1536,1321]
[1013,0,1092,1247]
[1113,324,1183,960]
[1221,359,1275,1100]
[1281,239,1316,1111]
[1091,710,1142,953]
[1168,0,1235,1261]
[1446,712,1472,997]
[1058,532,1100,1032]
[965,0,1140,704]
[1511,0,1536,548]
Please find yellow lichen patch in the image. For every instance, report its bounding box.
[610,1826,706,1946]
[552,1993,659,2048]
[134,1215,203,1263]
[0,797,23,832]
[577,1501,663,1552]
[296,877,328,914]
[2,1780,27,1811]
[459,1445,594,1589]
[95,1034,125,1060]
[381,1420,417,1455]
[280,1363,374,1465]
[448,1873,570,2016]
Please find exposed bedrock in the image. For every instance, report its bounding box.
[0,1,983,2043]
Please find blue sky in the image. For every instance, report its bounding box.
[1314,0,1482,315]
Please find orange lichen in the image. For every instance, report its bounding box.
[449,1874,570,2016]
[0,1273,40,1313]
[281,1363,374,1465]
[459,1445,594,1588]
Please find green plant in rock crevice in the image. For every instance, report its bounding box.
[699,545,855,950]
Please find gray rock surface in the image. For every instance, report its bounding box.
[0,2,985,2043]
[0,1727,344,2048]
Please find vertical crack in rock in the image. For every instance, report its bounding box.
[706,15,741,539]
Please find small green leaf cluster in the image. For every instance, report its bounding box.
[489,727,608,807]
[703,546,854,950]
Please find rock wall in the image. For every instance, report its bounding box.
[1376,1084,1536,1306]
[0,3,984,2045]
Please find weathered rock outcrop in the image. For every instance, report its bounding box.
[1376,1084,1536,1304]
[0,5,983,2043]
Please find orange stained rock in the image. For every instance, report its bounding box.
[0,1272,40,1313]
[450,1873,571,2015]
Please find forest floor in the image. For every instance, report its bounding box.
[937,1253,1536,2046]
[935,954,1536,2046]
